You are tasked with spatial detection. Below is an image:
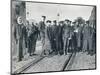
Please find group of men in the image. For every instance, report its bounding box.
[14,17,39,61]
[39,16,96,56]
[14,16,96,61]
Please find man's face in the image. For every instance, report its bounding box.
[64,21,68,25]
[81,24,84,27]
[75,22,78,26]
[53,22,56,25]
[85,23,89,27]
[41,18,44,21]
[41,17,45,22]
[90,24,93,28]
[46,22,51,26]
[68,22,71,26]
[60,23,63,26]
[17,17,23,25]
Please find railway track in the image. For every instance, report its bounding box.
[13,55,45,74]
[13,52,76,75]
[61,52,76,71]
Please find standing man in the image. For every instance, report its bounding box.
[52,20,58,54]
[55,21,63,55]
[16,16,24,61]
[39,16,46,55]
[22,22,28,56]
[62,19,71,55]
[28,21,39,56]
[43,20,52,55]
[77,23,84,51]
[82,21,92,53]
[47,20,53,54]
[67,20,74,53]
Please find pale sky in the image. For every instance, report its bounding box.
[26,2,94,22]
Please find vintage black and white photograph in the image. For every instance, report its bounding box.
[11,0,96,74]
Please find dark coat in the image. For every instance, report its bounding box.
[55,25,63,52]
[22,26,27,39]
[28,25,39,55]
[22,25,28,48]
[52,25,57,40]
[77,26,83,49]
[17,24,24,61]
[47,25,52,41]
[39,21,45,33]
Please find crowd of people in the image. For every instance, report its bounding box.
[14,16,96,61]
